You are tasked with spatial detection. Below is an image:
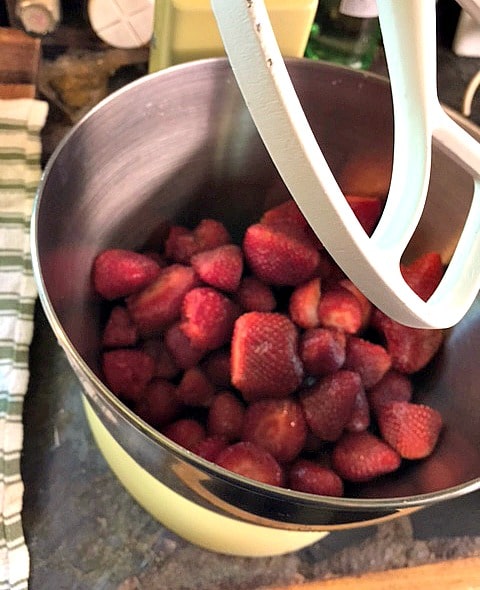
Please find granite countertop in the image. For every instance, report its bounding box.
[22,37,480,590]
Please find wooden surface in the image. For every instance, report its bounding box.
[269,556,480,589]
[0,27,40,98]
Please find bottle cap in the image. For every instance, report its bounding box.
[16,0,59,35]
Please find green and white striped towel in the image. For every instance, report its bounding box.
[0,99,48,590]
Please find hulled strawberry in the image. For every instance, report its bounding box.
[344,336,391,389]
[401,251,444,301]
[345,194,383,235]
[299,328,346,377]
[289,277,322,329]
[317,286,363,334]
[288,458,344,497]
[165,219,231,263]
[102,306,138,348]
[367,370,413,416]
[191,244,243,292]
[207,391,245,442]
[102,348,155,402]
[215,441,284,486]
[235,276,277,312]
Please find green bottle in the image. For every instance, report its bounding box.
[305,0,381,70]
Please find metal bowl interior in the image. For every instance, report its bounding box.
[31,57,480,531]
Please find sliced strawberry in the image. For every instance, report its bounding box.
[377,401,443,460]
[235,276,277,312]
[231,312,304,401]
[344,336,391,389]
[180,287,239,352]
[338,279,372,329]
[367,370,413,416]
[165,219,231,263]
[164,322,206,369]
[102,348,155,402]
[162,418,206,451]
[102,306,138,348]
[127,264,198,336]
[289,277,322,329]
[332,431,401,482]
[401,251,444,301]
[288,458,344,497]
[202,349,232,388]
[207,391,245,442]
[241,398,307,463]
[135,378,182,427]
[345,387,370,433]
[299,370,362,441]
[260,199,322,250]
[192,436,228,462]
[345,195,383,235]
[191,244,243,293]
[175,366,215,407]
[243,223,320,286]
[215,441,284,487]
[299,328,346,377]
[317,287,363,334]
[92,248,162,300]
[371,309,445,374]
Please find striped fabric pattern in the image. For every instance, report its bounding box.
[0,99,48,590]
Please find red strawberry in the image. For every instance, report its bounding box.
[164,225,192,263]
[377,401,443,460]
[367,370,413,416]
[231,312,304,401]
[345,387,370,433]
[235,276,276,312]
[344,336,391,389]
[135,378,182,427]
[165,219,231,263]
[151,341,180,379]
[241,398,307,463]
[102,349,155,402]
[202,349,232,388]
[345,195,383,235]
[299,370,362,441]
[338,279,372,329]
[102,306,138,348]
[371,310,445,374]
[317,287,363,334]
[207,391,245,442]
[180,287,239,352]
[176,367,215,407]
[260,199,322,249]
[194,218,231,252]
[215,441,284,487]
[92,248,162,300]
[299,328,346,377]
[192,436,228,462]
[401,251,444,301]
[162,418,206,451]
[191,244,243,293]
[127,264,198,336]
[243,223,320,286]
[289,277,322,329]
[288,459,344,497]
[332,431,401,482]
[164,322,206,369]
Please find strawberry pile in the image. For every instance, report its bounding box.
[92,195,446,497]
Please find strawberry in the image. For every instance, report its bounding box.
[192,436,228,462]
[191,244,243,293]
[164,322,206,369]
[231,312,304,401]
[332,431,401,482]
[288,459,344,497]
[289,277,322,329]
[317,287,363,334]
[345,195,383,235]
[345,387,370,433]
[162,418,206,451]
[260,199,322,250]
[165,219,231,263]
[175,367,215,407]
[135,378,182,427]
[201,349,232,388]
[243,223,320,286]
[102,306,138,348]
[127,264,198,336]
[164,225,192,263]
[102,348,155,402]
[92,248,162,300]
[344,336,391,389]
[150,341,180,380]
[207,391,245,442]
[371,309,445,374]
[367,370,413,416]
[299,370,362,441]
[377,401,443,460]
[338,279,372,329]
[401,251,444,301]
[235,276,276,312]
[215,441,284,487]
[241,398,307,463]
[180,287,239,352]
[299,328,346,377]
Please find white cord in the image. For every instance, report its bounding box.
[462,69,480,116]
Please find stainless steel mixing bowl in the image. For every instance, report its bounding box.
[31,58,480,555]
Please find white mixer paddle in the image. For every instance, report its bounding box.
[211,0,480,329]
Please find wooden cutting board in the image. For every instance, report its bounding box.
[0,27,40,98]
[268,556,480,589]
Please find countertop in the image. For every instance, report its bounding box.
[22,36,480,590]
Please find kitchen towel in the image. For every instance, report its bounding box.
[0,98,48,590]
